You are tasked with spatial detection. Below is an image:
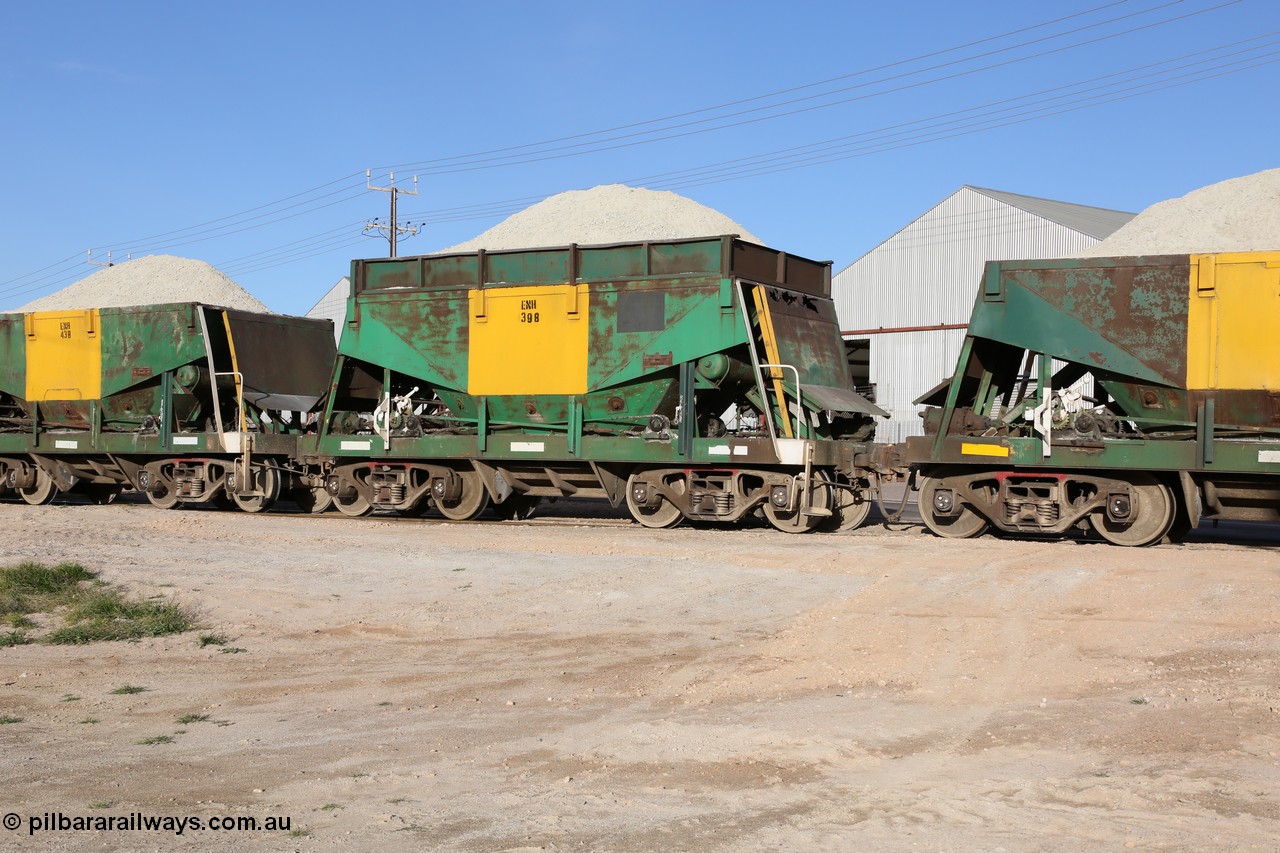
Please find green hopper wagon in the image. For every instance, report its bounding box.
[0,303,334,509]
[909,251,1280,545]
[313,236,886,531]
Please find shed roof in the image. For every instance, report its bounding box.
[967,186,1134,240]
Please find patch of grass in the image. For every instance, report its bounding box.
[176,713,211,725]
[0,562,197,645]
[0,714,23,724]
[46,589,195,644]
[289,829,308,837]
[0,630,31,647]
[61,694,80,702]
[219,647,247,654]
[376,701,392,707]
[137,735,175,745]
[198,633,228,647]
[110,685,147,695]
[1,561,95,596]
[0,562,96,633]
[319,803,341,811]
[89,802,111,810]
[386,797,411,805]
[1130,697,1149,705]
[78,718,100,725]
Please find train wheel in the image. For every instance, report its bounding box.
[625,473,683,529]
[333,491,373,517]
[819,482,872,533]
[1089,475,1174,547]
[764,471,833,534]
[145,485,180,509]
[397,498,432,517]
[434,470,490,521]
[919,474,989,539]
[229,466,280,513]
[1164,514,1194,544]
[493,494,540,521]
[292,486,333,514]
[17,468,58,506]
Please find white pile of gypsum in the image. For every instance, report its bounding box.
[1074,168,1280,257]
[18,255,270,313]
[438,184,762,252]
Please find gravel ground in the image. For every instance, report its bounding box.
[19,255,270,313]
[1075,168,1280,257]
[1,498,1277,852]
[439,185,762,253]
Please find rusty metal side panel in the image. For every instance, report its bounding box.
[342,289,471,393]
[352,236,831,292]
[0,314,25,400]
[758,283,851,391]
[970,257,1191,387]
[586,277,743,391]
[224,310,336,411]
[98,304,208,398]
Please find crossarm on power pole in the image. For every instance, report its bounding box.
[364,170,421,258]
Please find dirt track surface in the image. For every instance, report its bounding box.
[2,500,1278,852]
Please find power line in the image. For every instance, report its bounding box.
[378,0,1148,171]
[2,0,1258,300]
[95,172,368,255]
[380,0,1243,179]
[388,32,1273,215]
[654,55,1280,191]
[38,2,1207,271]
[626,34,1280,189]
[220,36,1277,280]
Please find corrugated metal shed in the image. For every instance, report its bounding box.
[306,276,350,344]
[833,186,1134,442]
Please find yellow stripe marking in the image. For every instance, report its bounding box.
[221,311,246,432]
[750,284,793,439]
[961,442,1010,458]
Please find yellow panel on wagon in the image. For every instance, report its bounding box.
[1186,252,1280,390]
[467,284,590,396]
[24,309,102,401]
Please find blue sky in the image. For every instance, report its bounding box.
[1,0,1275,315]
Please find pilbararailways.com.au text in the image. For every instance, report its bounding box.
[4,811,295,837]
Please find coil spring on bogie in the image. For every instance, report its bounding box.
[1006,500,1058,526]
[374,483,407,505]
[714,492,733,515]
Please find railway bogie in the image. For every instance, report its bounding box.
[907,251,1280,545]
